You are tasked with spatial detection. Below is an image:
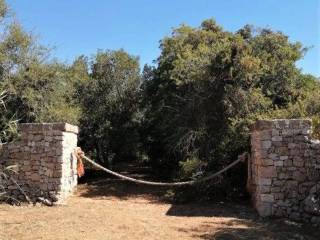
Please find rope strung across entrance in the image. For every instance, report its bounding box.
[74,148,247,187]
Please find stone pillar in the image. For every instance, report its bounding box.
[248,119,320,224]
[0,123,78,203]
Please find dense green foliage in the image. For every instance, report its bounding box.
[0,0,319,199]
[139,20,320,198]
[76,50,141,165]
[0,0,79,142]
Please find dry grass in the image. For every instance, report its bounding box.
[0,174,319,240]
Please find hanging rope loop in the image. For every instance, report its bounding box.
[74,147,247,187]
[74,147,85,177]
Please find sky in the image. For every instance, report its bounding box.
[7,0,320,77]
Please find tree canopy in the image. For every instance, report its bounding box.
[0,0,79,142]
[139,19,320,197]
[77,50,141,165]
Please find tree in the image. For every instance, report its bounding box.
[141,19,319,197]
[0,0,80,144]
[78,50,141,166]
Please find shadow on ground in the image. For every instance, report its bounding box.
[78,169,320,240]
[179,218,320,240]
[168,202,320,239]
[78,168,168,201]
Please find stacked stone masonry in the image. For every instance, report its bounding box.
[248,119,320,224]
[0,123,78,203]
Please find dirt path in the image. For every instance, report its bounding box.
[1,177,319,240]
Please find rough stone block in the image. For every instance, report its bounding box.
[251,120,273,131]
[272,136,283,142]
[259,166,276,178]
[248,119,320,225]
[0,123,79,204]
[274,161,284,167]
[262,140,272,149]
[260,194,274,203]
[259,158,274,166]
[256,202,273,217]
[258,178,272,186]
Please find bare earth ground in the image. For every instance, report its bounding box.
[1,171,320,240]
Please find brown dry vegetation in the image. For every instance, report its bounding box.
[1,174,319,240]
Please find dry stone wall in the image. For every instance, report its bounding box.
[0,123,78,203]
[248,119,320,224]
